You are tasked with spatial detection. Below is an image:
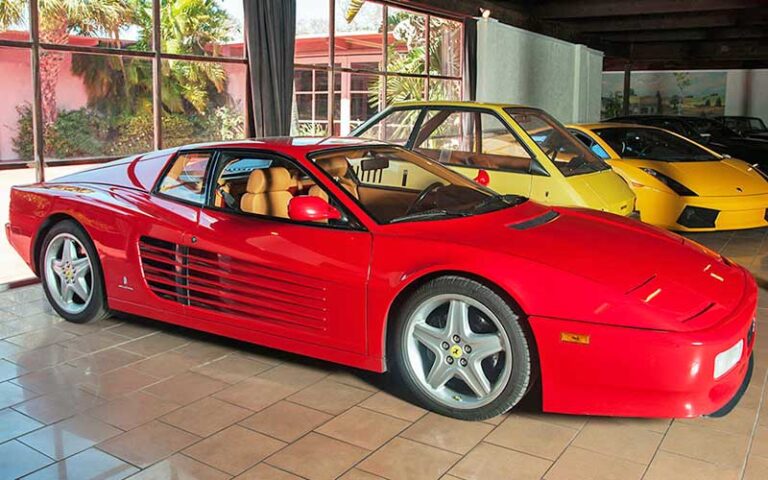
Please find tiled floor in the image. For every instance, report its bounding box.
[0,229,767,479]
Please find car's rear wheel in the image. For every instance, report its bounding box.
[40,220,109,324]
[391,276,532,420]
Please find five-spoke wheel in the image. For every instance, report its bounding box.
[40,220,109,324]
[392,277,532,420]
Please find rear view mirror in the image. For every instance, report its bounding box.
[360,156,390,171]
[288,196,342,222]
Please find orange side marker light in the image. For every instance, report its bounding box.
[560,332,590,345]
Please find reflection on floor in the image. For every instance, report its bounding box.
[0,229,767,479]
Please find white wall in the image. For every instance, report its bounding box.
[725,69,768,121]
[475,19,604,123]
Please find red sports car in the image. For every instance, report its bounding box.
[6,138,755,420]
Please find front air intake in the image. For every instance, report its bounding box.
[677,206,719,229]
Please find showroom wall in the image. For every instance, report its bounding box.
[725,70,768,121]
[475,19,603,123]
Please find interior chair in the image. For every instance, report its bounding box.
[240,167,294,218]
[316,156,359,198]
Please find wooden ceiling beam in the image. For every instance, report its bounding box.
[532,0,765,20]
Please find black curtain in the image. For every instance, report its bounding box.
[243,0,296,137]
[463,17,478,101]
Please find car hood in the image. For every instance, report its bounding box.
[619,158,768,197]
[389,201,748,331]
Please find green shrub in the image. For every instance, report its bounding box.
[13,105,107,161]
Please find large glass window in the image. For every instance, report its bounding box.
[0,0,247,168]
[293,1,463,138]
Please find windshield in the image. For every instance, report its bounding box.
[594,127,719,162]
[311,146,525,224]
[504,108,611,177]
[685,118,739,138]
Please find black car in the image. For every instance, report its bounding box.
[607,115,768,168]
[716,116,768,141]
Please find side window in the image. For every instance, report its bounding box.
[571,131,610,159]
[211,152,348,226]
[358,108,421,145]
[414,110,533,174]
[158,152,213,204]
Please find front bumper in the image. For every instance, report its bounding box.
[637,190,768,231]
[529,272,757,418]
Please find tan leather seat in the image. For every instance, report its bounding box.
[240,167,293,218]
[316,157,358,199]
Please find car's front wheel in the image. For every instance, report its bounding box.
[391,276,533,420]
[40,220,109,324]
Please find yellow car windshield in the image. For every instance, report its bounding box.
[594,127,719,162]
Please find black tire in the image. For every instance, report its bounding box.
[389,276,533,421]
[39,220,110,324]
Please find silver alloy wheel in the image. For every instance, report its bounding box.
[402,293,513,409]
[43,233,93,315]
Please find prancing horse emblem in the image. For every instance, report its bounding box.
[736,187,743,192]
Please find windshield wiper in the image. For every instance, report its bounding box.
[472,194,525,212]
[390,209,471,224]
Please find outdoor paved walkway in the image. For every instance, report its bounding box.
[0,227,766,479]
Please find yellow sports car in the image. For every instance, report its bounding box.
[352,102,636,217]
[568,123,768,231]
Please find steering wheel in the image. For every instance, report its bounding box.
[405,182,444,215]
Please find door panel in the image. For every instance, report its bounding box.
[189,210,372,354]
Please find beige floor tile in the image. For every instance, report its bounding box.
[214,377,302,412]
[161,397,252,437]
[0,358,28,381]
[0,440,54,479]
[131,351,201,378]
[401,412,494,455]
[106,322,159,340]
[679,405,758,436]
[316,406,410,450]
[750,425,768,458]
[518,412,590,430]
[142,372,227,404]
[86,391,180,430]
[58,331,131,354]
[8,344,82,370]
[127,453,229,480]
[359,391,427,422]
[644,450,741,480]
[6,328,76,349]
[0,408,44,443]
[660,422,750,466]
[185,425,285,475]
[744,454,768,480]
[485,414,578,460]
[21,448,139,480]
[240,400,332,442]
[80,366,160,400]
[13,388,103,424]
[326,369,380,392]
[98,420,200,468]
[544,446,645,480]
[120,333,189,357]
[267,432,368,480]
[287,379,373,415]
[237,463,303,479]
[358,437,460,480]
[18,414,122,460]
[12,364,93,395]
[572,419,663,464]
[192,354,273,384]
[66,348,144,375]
[256,362,330,389]
[0,380,38,409]
[173,341,232,363]
[449,442,551,480]
[338,469,386,479]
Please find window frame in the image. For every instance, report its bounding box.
[152,149,218,207]
[201,148,367,231]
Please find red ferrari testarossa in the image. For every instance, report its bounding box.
[6,138,755,420]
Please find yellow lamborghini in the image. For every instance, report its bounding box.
[352,102,636,217]
[568,123,768,231]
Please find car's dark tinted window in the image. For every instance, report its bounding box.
[594,127,718,162]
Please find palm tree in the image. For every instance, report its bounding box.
[0,0,134,126]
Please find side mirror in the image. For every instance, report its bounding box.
[288,195,342,222]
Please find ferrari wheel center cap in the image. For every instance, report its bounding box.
[449,344,463,359]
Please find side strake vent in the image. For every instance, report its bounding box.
[138,237,328,331]
[507,210,560,231]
